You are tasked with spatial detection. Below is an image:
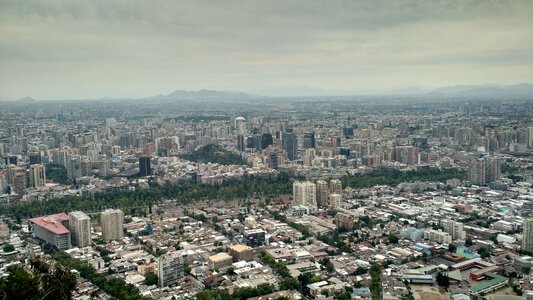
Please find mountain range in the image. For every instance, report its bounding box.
[10,83,533,102]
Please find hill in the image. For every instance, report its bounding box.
[180,144,247,166]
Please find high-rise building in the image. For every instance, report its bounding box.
[441,220,466,240]
[283,131,298,161]
[158,252,184,287]
[29,164,46,188]
[139,156,152,177]
[329,179,342,195]
[12,168,27,195]
[316,180,329,208]
[343,127,354,138]
[485,156,501,183]
[303,132,316,149]
[261,133,273,149]
[234,116,246,135]
[80,159,92,177]
[67,156,82,180]
[331,136,341,149]
[252,133,262,150]
[293,181,317,210]
[523,219,533,253]
[469,158,486,185]
[528,127,533,149]
[268,152,278,170]
[236,134,245,152]
[468,156,501,185]
[28,151,41,165]
[98,160,110,177]
[68,211,91,248]
[100,209,124,242]
[329,193,342,209]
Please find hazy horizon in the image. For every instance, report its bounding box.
[1,0,533,100]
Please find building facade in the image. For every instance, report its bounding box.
[100,209,124,242]
[69,211,91,248]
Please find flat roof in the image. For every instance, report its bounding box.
[469,273,508,293]
[230,244,252,252]
[209,252,232,262]
[471,265,499,276]
[452,257,481,268]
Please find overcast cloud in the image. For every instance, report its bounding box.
[1,0,532,100]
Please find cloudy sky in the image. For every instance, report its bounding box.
[1,0,532,100]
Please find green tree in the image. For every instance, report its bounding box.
[3,244,15,252]
[436,272,450,288]
[144,273,158,286]
[0,258,77,300]
[448,243,457,253]
[479,247,491,258]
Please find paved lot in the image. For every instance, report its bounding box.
[411,284,449,300]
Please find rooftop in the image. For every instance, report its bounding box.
[469,273,508,293]
[30,214,70,235]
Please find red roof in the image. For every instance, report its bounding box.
[30,213,70,235]
[47,212,69,222]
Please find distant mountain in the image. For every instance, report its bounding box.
[16,96,37,103]
[149,89,253,100]
[385,83,533,98]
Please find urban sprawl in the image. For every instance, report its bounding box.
[0,97,532,300]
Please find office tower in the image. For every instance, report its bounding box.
[316,180,329,208]
[158,252,184,287]
[329,179,342,195]
[283,131,298,161]
[523,219,533,253]
[331,136,341,148]
[100,209,124,242]
[303,132,316,149]
[441,220,466,240]
[235,116,246,135]
[139,156,152,176]
[343,127,354,138]
[340,147,350,157]
[243,229,266,247]
[252,133,262,150]
[29,164,46,188]
[261,133,273,149]
[237,134,245,152]
[68,211,91,248]
[329,193,342,209]
[269,152,278,169]
[6,156,17,165]
[28,151,41,165]
[293,181,317,210]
